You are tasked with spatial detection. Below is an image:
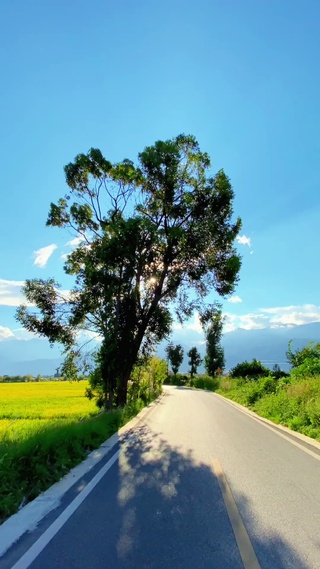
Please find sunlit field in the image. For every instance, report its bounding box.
[0,381,98,430]
[0,381,119,522]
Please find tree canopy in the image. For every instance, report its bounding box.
[17,134,241,407]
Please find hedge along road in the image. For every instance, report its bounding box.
[2,386,320,569]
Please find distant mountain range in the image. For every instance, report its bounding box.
[159,322,320,372]
[0,339,62,376]
[1,322,320,375]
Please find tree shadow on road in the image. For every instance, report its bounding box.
[30,421,313,569]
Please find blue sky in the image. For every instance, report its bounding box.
[1,0,320,346]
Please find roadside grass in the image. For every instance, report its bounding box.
[0,382,151,523]
[217,375,320,441]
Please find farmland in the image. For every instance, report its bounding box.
[0,381,141,523]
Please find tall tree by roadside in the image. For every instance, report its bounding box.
[166,343,184,377]
[17,135,241,408]
[187,347,202,378]
[205,310,225,376]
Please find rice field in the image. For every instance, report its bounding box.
[0,381,118,522]
[0,380,99,443]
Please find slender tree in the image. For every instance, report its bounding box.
[17,135,241,407]
[166,343,184,377]
[187,347,202,378]
[205,310,225,376]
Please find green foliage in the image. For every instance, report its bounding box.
[128,356,167,403]
[204,310,225,376]
[165,373,189,386]
[290,357,320,378]
[271,364,289,380]
[166,343,184,376]
[217,375,278,406]
[187,346,202,377]
[189,374,219,391]
[286,340,320,368]
[230,358,269,379]
[218,370,320,441]
[17,134,241,408]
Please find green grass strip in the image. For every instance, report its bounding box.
[0,398,146,524]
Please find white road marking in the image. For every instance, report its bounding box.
[215,394,320,462]
[11,449,120,569]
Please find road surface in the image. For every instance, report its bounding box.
[2,386,320,568]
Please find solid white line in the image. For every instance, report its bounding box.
[215,394,320,462]
[11,449,120,569]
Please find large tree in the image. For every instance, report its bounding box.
[205,310,225,376]
[17,135,241,407]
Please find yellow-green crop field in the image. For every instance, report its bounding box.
[0,381,99,443]
[0,381,113,522]
[0,380,145,523]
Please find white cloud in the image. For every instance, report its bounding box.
[172,312,203,334]
[0,325,14,340]
[10,328,40,340]
[236,234,251,247]
[223,304,320,332]
[33,244,57,268]
[0,279,26,306]
[223,312,269,333]
[67,236,86,247]
[261,304,320,327]
[228,295,243,304]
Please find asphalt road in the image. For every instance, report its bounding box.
[3,386,320,568]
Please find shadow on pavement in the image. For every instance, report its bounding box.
[25,421,312,569]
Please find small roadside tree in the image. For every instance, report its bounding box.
[286,341,320,368]
[17,135,241,408]
[187,347,202,378]
[230,359,269,379]
[166,343,184,377]
[205,310,225,376]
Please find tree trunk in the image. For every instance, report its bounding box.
[117,372,130,407]
[104,389,114,411]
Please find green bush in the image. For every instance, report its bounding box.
[287,340,320,368]
[290,357,320,379]
[230,359,270,379]
[165,373,189,386]
[128,356,167,403]
[219,373,320,441]
[189,375,219,391]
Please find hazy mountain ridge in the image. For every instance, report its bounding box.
[160,322,320,372]
[1,323,320,375]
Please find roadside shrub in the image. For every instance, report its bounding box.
[218,376,277,406]
[270,364,289,380]
[166,373,189,386]
[128,356,167,403]
[189,375,219,391]
[218,376,233,391]
[290,357,320,379]
[230,359,269,379]
[287,341,320,368]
